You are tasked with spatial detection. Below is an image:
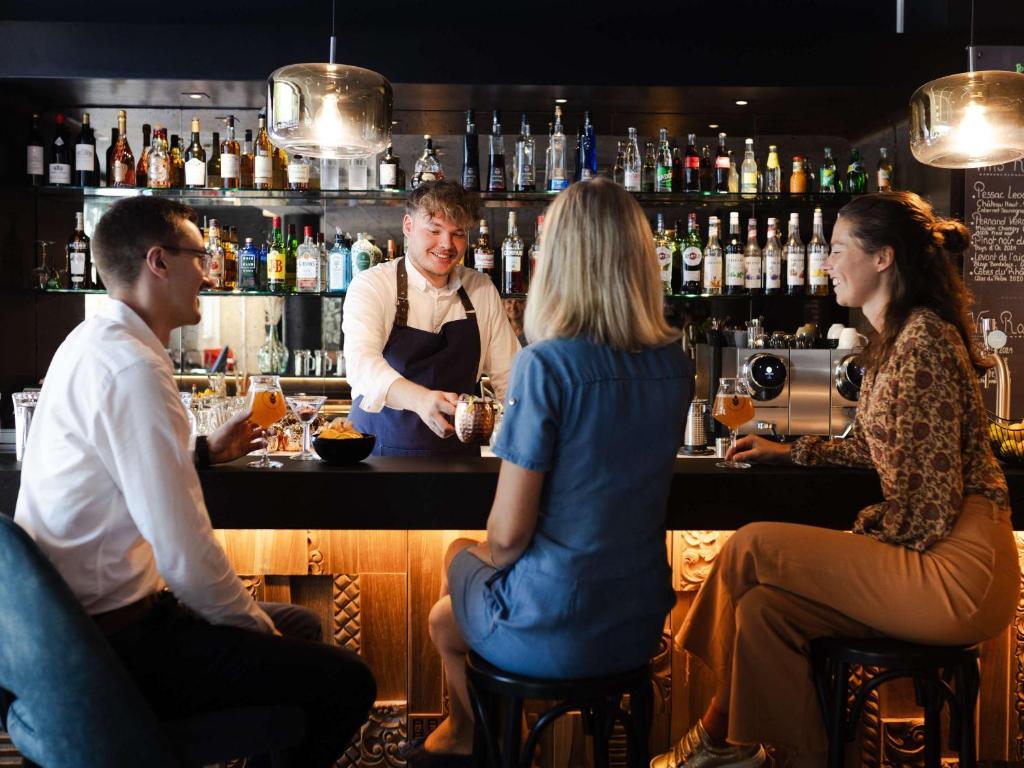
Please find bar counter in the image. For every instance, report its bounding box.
[4,452,1024,528]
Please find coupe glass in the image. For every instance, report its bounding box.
[247,375,287,469]
[713,377,756,470]
[286,394,327,461]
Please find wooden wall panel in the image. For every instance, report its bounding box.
[310,529,407,574]
[214,529,309,575]
[360,572,407,703]
[979,626,1012,761]
[408,530,446,716]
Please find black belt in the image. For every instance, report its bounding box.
[91,592,161,635]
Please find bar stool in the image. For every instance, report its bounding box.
[465,651,653,768]
[810,636,981,768]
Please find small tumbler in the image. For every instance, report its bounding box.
[13,392,39,462]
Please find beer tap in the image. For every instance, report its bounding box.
[981,318,1011,420]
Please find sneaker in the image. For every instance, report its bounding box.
[650,720,766,768]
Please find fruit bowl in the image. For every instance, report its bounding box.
[313,434,376,464]
[987,415,1024,465]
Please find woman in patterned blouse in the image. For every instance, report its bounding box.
[652,192,1020,768]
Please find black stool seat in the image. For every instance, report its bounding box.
[811,636,980,768]
[465,652,653,768]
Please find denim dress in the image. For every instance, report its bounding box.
[448,337,692,678]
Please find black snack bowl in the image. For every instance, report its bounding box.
[313,434,376,464]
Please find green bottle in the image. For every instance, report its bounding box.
[846,148,867,194]
[286,224,298,291]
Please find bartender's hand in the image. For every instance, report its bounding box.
[416,390,459,439]
[727,434,793,464]
[208,409,264,464]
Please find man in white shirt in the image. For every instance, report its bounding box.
[15,196,374,767]
[344,181,521,456]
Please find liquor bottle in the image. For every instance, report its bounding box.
[237,238,258,291]
[683,134,700,193]
[220,117,241,189]
[147,126,171,189]
[502,212,525,294]
[67,212,91,290]
[727,150,739,193]
[671,147,683,192]
[612,141,625,185]
[285,224,298,290]
[241,129,255,189]
[104,127,118,186]
[48,113,71,186]
[703,216,723,296]
[724,212,746,295]
[764,144,781,193]
[653,213,674,295]
[655,129,672,192]
[224,226,238,290]
[27,113,44,185]
[514,114,536,192]
[169,135,185,188]
[699,145,713,193]
[385,239,397,262]
[473,219,498,286]
[744,218,763,295]
[351,232,378,275]
[714,133,730,193]
[846,148,867,194]
[111,111,136,188]
[546,106,569,191]
[580,110,597,181]
[379,144,402,190]
[785,212,805,296]
[273,145,289,190]
[877,147,893,192]
[487,110,507,192]
[295,226,321,293]
[807,207,830,297]
[135,123,151,188]
[74,112,98,187]
[681,212,703,294]
[819,147,837,193]
[318,232,329,283]
[348,157,368,190]
[184,118,207,189]
[254,115,274,190]
[529,215,544,284]
[740,138,758,195]
[267,217,286,293]
[789,155,808,194]
[205,219,225,290]
[641,141,656,192]
[207,131,222,189]
[763,218,783,295]
[287,154,310,190]
[623,127,641,192]
[412,135,444,187]
[327,229,352,292]
[462,110,479,191]
[669,221,683,294]
[573,125,584,183]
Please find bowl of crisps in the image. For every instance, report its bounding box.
[313,418,376,464]
[987,414,1024,465]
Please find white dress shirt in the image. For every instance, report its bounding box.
[343,258,521,412]
[15,300,273,633]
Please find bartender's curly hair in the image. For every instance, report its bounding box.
[405,180,479,228]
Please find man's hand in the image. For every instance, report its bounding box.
[416,390,459,439]
[207,408,264,464]
[727,434,793,465]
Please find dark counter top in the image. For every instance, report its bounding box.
[3,451,1022,530]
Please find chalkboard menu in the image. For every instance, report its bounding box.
[965,161,1024,416]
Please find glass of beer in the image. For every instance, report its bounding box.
[247,375,287,469]
[713,377,756,470]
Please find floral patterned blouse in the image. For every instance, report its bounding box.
[791,308,1009,551]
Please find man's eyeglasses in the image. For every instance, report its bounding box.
[159,245,208,258]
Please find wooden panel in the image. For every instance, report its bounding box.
[213,529,309,575]
[979,626,1012,761]
[310,529,407,574]
[360,572,407,702]
[288,575,335,644]
[262,575,293,604]
[408,530,446,715]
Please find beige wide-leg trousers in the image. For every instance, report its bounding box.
[678,495,1019,758]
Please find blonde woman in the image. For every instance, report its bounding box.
[403,178,693,765]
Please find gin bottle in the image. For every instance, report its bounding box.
[546,106,568,191]
[623,128,641,192]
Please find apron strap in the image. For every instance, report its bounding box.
[395,258,410,328]
[457,286,477,323]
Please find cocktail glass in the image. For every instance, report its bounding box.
[713,377,756,470]
[286,394,328,461]
[247,375,287,469]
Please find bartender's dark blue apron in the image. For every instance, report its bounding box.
[349,258,481,457]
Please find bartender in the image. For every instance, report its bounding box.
[343,180,521,456]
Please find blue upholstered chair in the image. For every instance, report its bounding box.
[0,514,304,767]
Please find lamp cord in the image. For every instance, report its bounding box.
[328,0,337,64]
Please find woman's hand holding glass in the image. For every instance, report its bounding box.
[726,434,793,465]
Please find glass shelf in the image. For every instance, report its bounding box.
[22,185,856,209]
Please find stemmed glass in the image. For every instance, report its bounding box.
[247,375,287,469]
[286,394,327,461]
[713,377,756,470]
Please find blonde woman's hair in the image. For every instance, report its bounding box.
[524,178,678,351]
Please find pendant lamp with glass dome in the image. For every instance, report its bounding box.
[267,2,393,160]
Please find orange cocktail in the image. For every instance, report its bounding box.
[251,389,287,429]
[713,392,755,431]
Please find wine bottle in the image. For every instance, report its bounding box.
[74,112,98,187]
[135,123,151,188]
[111,111,136,188]
[184,117,207,189]
[27,113,44,186]
[67,212,91,290]
[220,116,241,189]
[49,113,71,186]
